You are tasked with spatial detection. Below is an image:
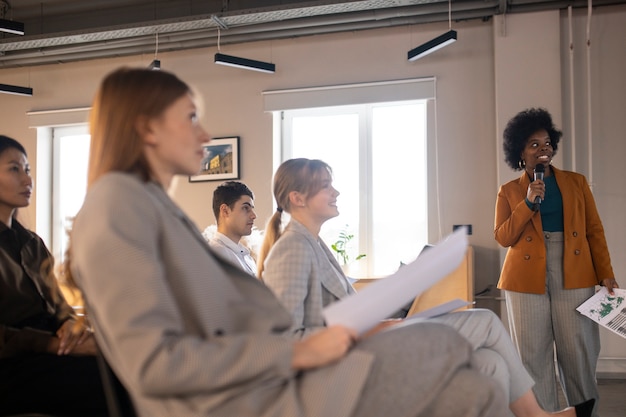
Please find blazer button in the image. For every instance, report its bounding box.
[524,255,531,260]
[574,250,580,255]
[214,329,224,336]
[526,236,532,242]
[573,232,578,237]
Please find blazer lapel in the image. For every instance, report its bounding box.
[288,220,352,299]
[147,182,225,252]
[319,241,356,296]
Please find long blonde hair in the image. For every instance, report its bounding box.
[257,158,332,277]
[87,67,191,187]
[65,67,191,292]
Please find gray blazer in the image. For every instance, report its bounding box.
[262,219,356,338]
[70,173,373,417]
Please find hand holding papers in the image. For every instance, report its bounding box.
[577,287,626,339]
[323,227,468,335]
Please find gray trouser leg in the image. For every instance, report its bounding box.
[350,322,508,417]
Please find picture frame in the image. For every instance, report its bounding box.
[189,136,240,182]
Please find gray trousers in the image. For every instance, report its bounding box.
[430,309,535,407]
[350,322,508,417]
[505,231,600,416]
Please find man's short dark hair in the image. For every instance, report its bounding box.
[212,181,254,222]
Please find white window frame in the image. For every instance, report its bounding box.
[263,78,440,277]
[50,125,90,262]
[28,107,90,262]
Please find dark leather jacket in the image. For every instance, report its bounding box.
[0,219,71,357]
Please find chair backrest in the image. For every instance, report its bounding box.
[407,245,474,316]
[96,353,137,417]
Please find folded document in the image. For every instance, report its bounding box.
[577,287,626,339]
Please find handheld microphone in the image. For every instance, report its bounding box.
[533,164,545,207]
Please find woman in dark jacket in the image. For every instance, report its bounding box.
[0,134,108,416]
[494,109,619,417]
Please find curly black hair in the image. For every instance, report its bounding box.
[502,108,562,171]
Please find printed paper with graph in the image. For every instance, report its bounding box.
[576,287,626,339]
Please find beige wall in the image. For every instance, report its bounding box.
[2,17,498,237]
[1,6,625,373]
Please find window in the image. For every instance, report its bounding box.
[33,123,90,265]
[30,108,91,265]
[51,125,90,262]
[281,100,429,278]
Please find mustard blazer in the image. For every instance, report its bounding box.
[494,166,615,294]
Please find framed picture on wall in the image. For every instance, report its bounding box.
[189,136,240,182]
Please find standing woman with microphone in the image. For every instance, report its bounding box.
[494,108,619,417]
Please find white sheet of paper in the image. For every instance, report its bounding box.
[322,227,468,335]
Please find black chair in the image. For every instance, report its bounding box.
[95,353,137,417]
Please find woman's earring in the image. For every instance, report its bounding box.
[518,160,525,169]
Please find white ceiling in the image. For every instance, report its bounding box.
[0,0,624,68]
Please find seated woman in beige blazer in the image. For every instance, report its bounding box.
[258,158,594,417]
[64,67,512,417]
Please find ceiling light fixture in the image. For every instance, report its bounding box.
[0,18,24,35]
[408,30,457,61]
[213,28,275,73]
[149,59,160,70]
[407,0,457,61]
[214,53,275,73]
[0,83,33,96]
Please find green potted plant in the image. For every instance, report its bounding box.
[331,227,366,267]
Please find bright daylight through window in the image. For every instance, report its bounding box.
[282,100,428,278]
[51,125,90,263]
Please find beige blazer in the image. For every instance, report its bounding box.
[70,173,373,417]
[261,219,355,338]
[495,166,615,294]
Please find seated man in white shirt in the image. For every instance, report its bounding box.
[208,181,258,275]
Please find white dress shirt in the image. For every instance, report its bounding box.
[209,232,257,276]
